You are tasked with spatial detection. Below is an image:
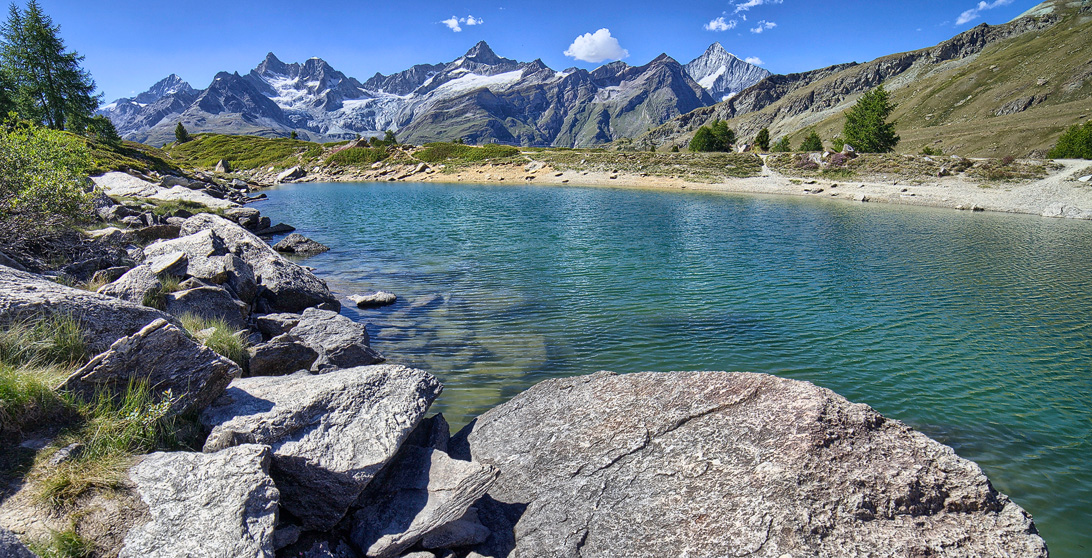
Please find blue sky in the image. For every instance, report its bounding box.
[31,0,1041,102]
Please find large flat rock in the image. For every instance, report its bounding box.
[200,365,443,530]
[180,214,338,313]
[463,371,1048,558]
[120,444,278,558]
[0,264,175,355]
[93,172,237,209]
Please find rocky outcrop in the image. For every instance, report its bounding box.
[92,172,238,209]
[0,264,174,354]
[200,365,443,530]
[59,318,240,417]
[180,214,338,312]
[276,166,306,183]
[461,371,1048,558]
[143,229,259,304]
[97,251,188,305]
[273,233,330,255]
[350,430,499,558]
[246,334,318,377]
[120,445,279,558]
[164,285,248,330]
[0,527,35,558]
[291,308,383,371]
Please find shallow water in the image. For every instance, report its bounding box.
[259,181,1091,556]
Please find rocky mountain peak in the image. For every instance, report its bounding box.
[463,41,501,64]
[255,52,290,77]
[133,74,195,105]
[685,43,771,101]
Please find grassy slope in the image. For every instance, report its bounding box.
[162,133,324,171]
[650,3,1092,158]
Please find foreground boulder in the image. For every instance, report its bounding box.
[351,416,499,558]
[0,264,175,354]
[93,172,237,209]
[292,308,383,371]
[201,365,443,530]
[462,371,1048,558]
[59,319,240,417]
[143,229,259,304]
[120,445,279,558]
[180,214,338,312]
[0,527,35,558]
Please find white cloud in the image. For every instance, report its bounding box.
[441,15,484,32]
[751,20,777,33]
[442,16,462,32]
[564,28,629,63]
[955,0,1014,25]
[745,56,764,65]
[734,0,783,14]
[704,17,736,32]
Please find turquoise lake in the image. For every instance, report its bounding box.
[259,181,1091,556]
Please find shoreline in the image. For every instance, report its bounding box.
[285,157,1092,221]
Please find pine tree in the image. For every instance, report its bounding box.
[710,120,735,151]
[799,131,823,152]
[87,114,120,145]
[842,85,899,153]
[384,130,397,144]
[755,128,770,151]
[174,122,190,143]
[771,136,792,153]
[0,1,99,130]
[1047,121,1092,159]
[689,126,717,152]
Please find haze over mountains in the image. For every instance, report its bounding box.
[100,42,766,147]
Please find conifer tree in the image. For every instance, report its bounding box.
[799,131,823,152]
[771,136,792,152]
[689,126,716,152]
[842,85,899,153]
[0,1,99,130]
[755,128,770,151]
[175,122,190,143]
[710,119,735,151]
[384,130,397,144]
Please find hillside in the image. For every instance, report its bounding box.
[644,0,1092,158]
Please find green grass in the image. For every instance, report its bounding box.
[0,364,73,436]
[28,528,94,558]
[146,199,219,217]
[179,314,250,370]
[36,380,190,507]
[0,314,88,369]
[163,133,323,170]
[70,135,181,176]
[141,275,184,311]
[327,146,389,167]
[414,142,522,164]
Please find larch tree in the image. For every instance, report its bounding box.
[0,1,99,130]
[842,85,899,153]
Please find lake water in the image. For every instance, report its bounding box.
[258,181,1091,557]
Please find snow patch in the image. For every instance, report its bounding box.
[697,66,726,90]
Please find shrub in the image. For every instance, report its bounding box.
[799,131,823,152]
[1047,121,1092,159]
[921,146,943,156]
[0,119,92,225]
[794,154,820,170]
[328,147,388,167]
[175,122,190,144]
[771,137,792,152]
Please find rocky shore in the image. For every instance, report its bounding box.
[257,149,1092,221]
[0,169,1051,557]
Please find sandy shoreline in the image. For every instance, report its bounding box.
[288,157,1092,220]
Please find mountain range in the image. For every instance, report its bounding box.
[100,42,767,147]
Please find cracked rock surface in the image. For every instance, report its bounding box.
[463,371,1048,558]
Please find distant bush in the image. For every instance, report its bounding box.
[415,142,520,163]
[328,147,388,167]
[921,146,943,156]
[1047,121,1092,159]
[755,128,770,151]
[794,154,820,170]
[771,137,792,152]
[799,131,823,152]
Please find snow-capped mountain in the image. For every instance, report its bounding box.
[100,42,718,147]
[98,74,198,133]
[684,43,771,102]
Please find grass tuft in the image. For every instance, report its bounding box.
[141,275,184,310]
[178,314,250,369]
[27,528,94,558]
[0,364,73,436]
[0,314,88,369]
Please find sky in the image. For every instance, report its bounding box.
[28,0,1042,103]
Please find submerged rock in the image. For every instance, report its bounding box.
[59,318,240,417]
[200,365,443,530]
[273,233,329,255]
[462,371,1048,558]
[349,291,398,308]
[120,445,278,558]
